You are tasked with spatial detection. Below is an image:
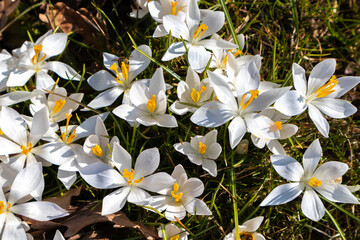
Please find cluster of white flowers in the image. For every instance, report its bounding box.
[0,0,359,239]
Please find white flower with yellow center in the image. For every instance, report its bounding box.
[174,130,221,177]
[149,164,212,221]
[86,45,151,109]
[7,31,80,91]
[191,63,290,149]
[80,145,175,215]
[113,67,178,128]
[158,223,189,240]
[162,0,237,73]
[260,139,359,221]
[170,66,213,115]
[224,216,265,240]
[0,163,68,240]
[274,59,360,137]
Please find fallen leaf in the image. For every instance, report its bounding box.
[0,0,20,39]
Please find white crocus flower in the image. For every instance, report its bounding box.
[224,216,265,240]
[191,64,290,149]
[274,59,360,137]
[158,223,189,240]
[7,31,80,91]
[260,139,359,221]
[170,66,213,115]
[150,164,212,221]
[80,145,175,215]
[113,68,178,128]
[86,45,151,109]
[251,108,298,155]
[174,130,221,177]
[0,50,18,91]
[0,163,68,240]
[162,0,237,73]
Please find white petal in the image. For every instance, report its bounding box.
[198,39,237,50]
[245,113,280,140]
[333,76,360,98]
[134,148,160,179]
[301,187,324,221]
[32,142,73,165]
[53,230,65,240]
[171,164,188,186]
[292,63,307,96]
[35,71,55,91]
[0,137,21,155]
[113,104,142,123]
[202,159,217,177]
[153,24,168,38]
[260,183,304,206]
[11,201,68,221]
[128,45,152,79]
[102,187,131,215]
[270,155,304,181]
[0,106,27,145]
[188,46,211,73]
[149,68,166,96]
[137,172,175,193]
[57,170,77,190]
[308,104,329,138]
[308,59,336,95]
[185,198,212,216]
[112,142,132,173]
[162,42,186,61]
[44,61,80,80]
[267,140,286,155]
[163,15,189,40]
[42,33,67,59]
[207,70,237,107]
[274,90,307,116]
[170,101,190,115]
[87,70,117,91]
[313,161,348,181]
[243,216,264,232]
[153,114,178,128]
[0,91,33,106]
[315,183,359,204]
[165,204,187,221]
[302,139,322,179]
[190,101,235,127]
[2,213,27,240]
[29,107,49,145]
[235,60,260,96]
[7,69,35,87]
[127,187,151,205]
[73,113,109,140]
[186,0,200,34]
[182,178,204,199]
[279,124,298,139]
[228,116,246,149]
[312,98,357,119]
[87,87,123,109]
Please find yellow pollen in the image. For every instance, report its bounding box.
[0,129,3,135]
[53,99,66,113]
[170,235,180,240]
[198,142,207,154]
[66,129,77,144]
[274,121,283,130]
[121,62,129,80]
[31,44,46,65]
[171,1,181,15]
[193,24,208,39]
[239,231,255,240]
[0,202,11,214]
[64,113,72,138]
[222,50,231,65]
[240,89,259,110]
[123,169,144,185]
[147,95,157,113]
[233,49,243,57]
[314,75,338,98]
[21,143,32,155]
[308,177,322,187]
[190,86,206,103]
[91,144,103,157]
[110,62,125,85]
[171,183,183,203]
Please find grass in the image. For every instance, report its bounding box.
[1,0,360,239]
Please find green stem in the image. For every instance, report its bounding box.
[319,195,360,222]
[218,0,241,49]
[325,208,346,240]
[230,153,240,240]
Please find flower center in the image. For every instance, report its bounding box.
[270,121,283,132]
[53,99,66,114]
[147,95,157,113]
[21,143,33,155]
[31,44,46,65]
[110,61,129,85]
[198,141,207,154]
[91,144,103,157]
[239,232,255,240]
[308,177,322,187]
[170,235,180,240]
[171,183,183,203]
[193,24,208,39]
[314,75,338,98]
[171,1,181,15]
[0,201,11,214]
[190,86,206,103]
[123,169,144,185]
[240,89,259,110]
[61,113,77,144]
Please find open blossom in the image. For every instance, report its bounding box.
[260,139,359,221]
[0,163,68,240]
[86,45,151,109]
[158,223,189,240]
[80,145,175,215]
[7,30,80,91]
[224,216,265,240]
[274,59,360,137]
[150,164,212,221]
[162,0,237,73]
[174,130,221,177]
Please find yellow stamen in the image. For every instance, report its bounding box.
[147,95,157,113]
[53,99,66,114]
[110,63,124,85]
[314,75,338,98]
[31,44,46,65]
[121,62,129,80]
[0,202,11,214]
[66,129,77,144]
[21,143,33,155]
[222,50,231,65]
[274,121,283,130]
[190,86,206,103]
[198,142,207,154]
[0,129,3,135]
[171,1,181,15]
[240,89,259,110]
[308,177,322,187]
[91,144,103,157]
[170,235,180,240]
[171,183,183,203]
[233,49,243,57]
[239,231,255,240]
[123,168,144,185]
[193,24,208,39]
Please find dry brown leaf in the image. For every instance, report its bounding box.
[39,2,102,45]
[45,185,83,210]
[0,0,20,38]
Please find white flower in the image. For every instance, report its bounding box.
[86,45,151,109]
[162,0,237,73]
[7,31,80,91]
[169,66,213,115]
[150,164,212,221]
[158,223,189,240]
[274,59,360,137]
[174,130,221,177]
[251,108,298,155]
[113,68,178,128]
[130,0,151,18]
[79,145,175,215]
[191,64,290,149]
[260,139,359,221]
[0,163,68,240]
[53,230,65,240]
[224,216,265,240]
